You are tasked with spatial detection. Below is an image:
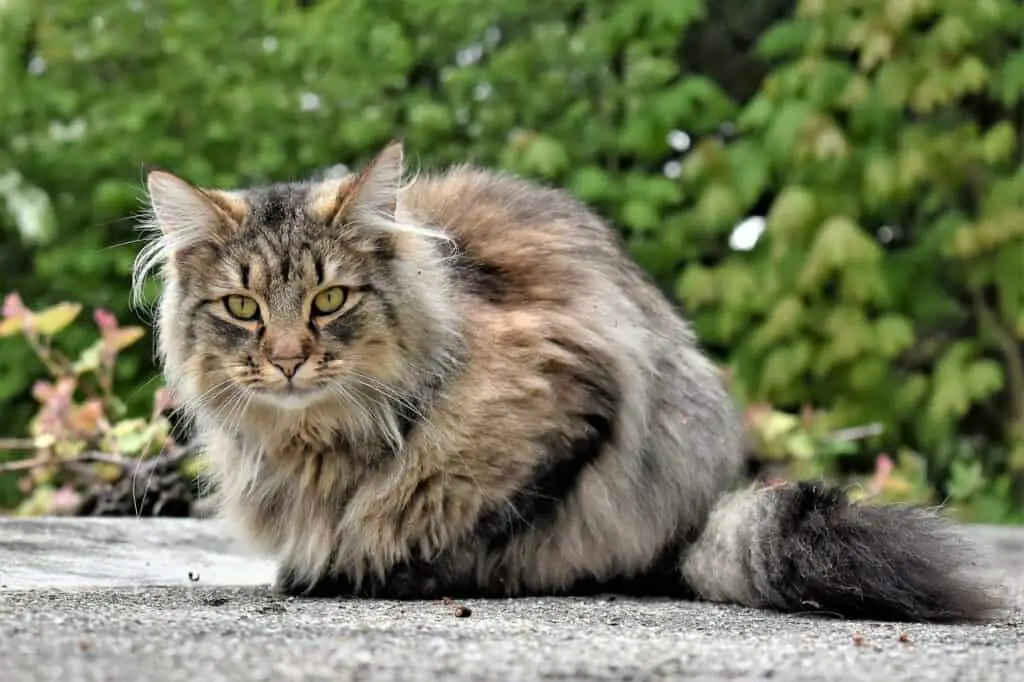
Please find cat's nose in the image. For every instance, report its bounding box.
[270,356,306,378]
[263,330,310,379]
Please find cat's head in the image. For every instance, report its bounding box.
[134,142,457,419]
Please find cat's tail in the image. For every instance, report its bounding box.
[680,481,1004,622]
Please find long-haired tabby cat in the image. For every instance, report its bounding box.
[133,141,1001,622]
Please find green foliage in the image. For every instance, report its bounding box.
[679,0,1024,522]
[0,0,1022,521]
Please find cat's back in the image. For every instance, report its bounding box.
[400,165,647,307]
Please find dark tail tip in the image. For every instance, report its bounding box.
[758,481,1005,623]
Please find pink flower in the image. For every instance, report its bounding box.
[51,485,83,515]
[2,292,26,319]
[868,453,895,495]
[93,308,118,333]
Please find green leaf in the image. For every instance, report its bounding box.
[874,315,915,357]
[647,0,706,30]
[758,342,811,395]
[980,121,1016,164]
[727,141,771,207]
[622,200,661,233]
[874,61,914,107]
[798,216,882,291]
[991,48,1024,106]
[506,133,570,179]
[763,101,815,160]
[751,297,805,349]
[862,154,898,207]
[73,340,104,375]
[954,56,990,96]
[849,357,888,393]
[109,418,153,455]
[675,265,718,308]
[965,360,1005,401]
[737,95,775,131]
[931,15,973,53]
[787,432,817,459]
[947,459,985,501]
[569,167,617,203]
[767,186,817,241]
[756,20,812,60]
[696,184,742,233]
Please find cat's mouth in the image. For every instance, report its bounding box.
[252,382,328,410]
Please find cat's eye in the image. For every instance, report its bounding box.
[224,295,260,321]
[312,286,348,316]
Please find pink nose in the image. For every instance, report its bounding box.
[271,356,306,378]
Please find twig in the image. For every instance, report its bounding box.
[0,438,36,451]
[829,423,884,442]
[0,451,137,474]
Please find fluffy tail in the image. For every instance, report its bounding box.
[681,481,1003,622]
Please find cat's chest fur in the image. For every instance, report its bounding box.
[208,416,376,561]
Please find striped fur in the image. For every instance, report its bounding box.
[135,142,1003,622]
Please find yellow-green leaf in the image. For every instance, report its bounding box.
[798,216,881,290]
[751,297,805,348]
[955,56,990,95]
[675,265,718,308]
[108,326,146,352]
[767,186,817,241]
[966,360,1004,400]
[73,340,104,375]
[109,418,152,455]
[980,121,1016,165]
[874,315,915,357]
[1010,442,1024,472]
[786,432,817,459]
[863,155,898,207]
[32,302,82,336]
[696,184,741,232]
[0,316,25,337]
[931,14,972,52]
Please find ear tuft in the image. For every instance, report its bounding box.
[337,140,405,222]
[146,171,239,241]
[131,171,245,310]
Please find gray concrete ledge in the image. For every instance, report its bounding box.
[0,519,1021,682]
[0,516,275,590]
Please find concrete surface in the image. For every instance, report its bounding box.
[0,517,275,589]
[0,519,1021,682]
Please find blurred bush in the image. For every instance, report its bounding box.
[677,0,1024,522]
[0,0,1022,521]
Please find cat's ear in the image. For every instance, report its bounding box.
[146,170,245,245]
[329,140,404,224]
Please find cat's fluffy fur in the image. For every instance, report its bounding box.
[134,141,1002,622]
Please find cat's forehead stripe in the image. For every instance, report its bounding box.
[247,185,307,227]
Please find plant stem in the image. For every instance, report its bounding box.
[0,451,135,473]
[0,438,36,451]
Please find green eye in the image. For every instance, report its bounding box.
[312,286,347,316]
[224,295,259,320]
